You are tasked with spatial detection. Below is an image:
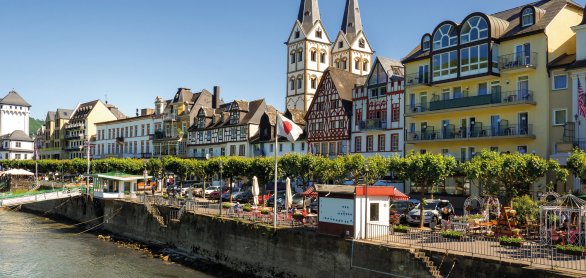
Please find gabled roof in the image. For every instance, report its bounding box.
[105,104,127,120]
[0,130,33,142]
[403,0,584,63]
[376,57,404,80]
[286,108,307,126]
[0,91,31,107]
[70,100,100,121]
[327,67,366,101]
[172,88,193,104]
[240,99,265,124]
[56,108,74,120]
[47,111,56,121]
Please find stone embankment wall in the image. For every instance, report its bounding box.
[22,197,575,278]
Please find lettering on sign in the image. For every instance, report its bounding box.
[318,197,354,226]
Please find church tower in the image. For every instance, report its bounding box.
[331,0,373,77]
[286,0,332,112]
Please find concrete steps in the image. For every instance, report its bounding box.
[410,249,442,278]
[143,198,167,227]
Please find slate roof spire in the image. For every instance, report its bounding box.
[341,0,363,41]
[297,0,321,33]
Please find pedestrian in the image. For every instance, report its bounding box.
[440,207,452,231]
[151,180,155,195]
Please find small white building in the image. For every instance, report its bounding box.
[94,110,162,159]
[0,130,34,160]
[0,91,31,137]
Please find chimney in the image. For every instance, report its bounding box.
[136,108,139,117]
[213,86,221,109]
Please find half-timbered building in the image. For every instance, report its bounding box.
[251,108,308,157]
[187,99,270,158]
[306,67,365,157]
[351,57,405,158]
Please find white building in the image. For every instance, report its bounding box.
[331,0,373,77]
[94,110,162,159]
[0,130,34,160]
[286,0,332,111]
[351,57,405,158]
[0,91,30,137]
[251,108,308,157]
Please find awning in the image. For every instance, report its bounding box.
[391,188,409,201]
[301,186,318,198]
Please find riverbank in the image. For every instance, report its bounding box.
[21,196,580,278]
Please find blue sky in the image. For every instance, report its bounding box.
[1,0,584,119]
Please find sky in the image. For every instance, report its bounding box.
[1,0,585,119]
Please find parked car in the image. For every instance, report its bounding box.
[291,193,313,209]
[221,188,243,202]
[406,199,454,227]
[390,200,417,224]
[308,200,319,214]
[204,186,221,197]
[234,190,253,203]
[266,191,286,209]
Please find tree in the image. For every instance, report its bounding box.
[567,149,586,188]
[404,152,456,228]
[365,155,389,185]
[461,150,503,196]
[342,154,365,185]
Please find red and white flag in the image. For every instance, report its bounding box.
[276,113,303,142]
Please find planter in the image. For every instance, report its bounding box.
[556,245,586,256]
[260,210,270,215]
[442,234,464,240]
[557,249,586,256]
[499,241,524,247]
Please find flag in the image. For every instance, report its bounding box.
[276,113,303,142]
[578,79,586,117]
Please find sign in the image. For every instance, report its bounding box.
[319,197,354,226]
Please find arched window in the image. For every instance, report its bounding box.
[320,52,326,64]
[342,58,348,70]
[310,77,317,89]
[354,59,360,70]
[363,60,369,71]
[297,50,303,62]
[290,52,296,64]
[310,49,317,62]
[461,16,488,43]
[422,35,431,51]
[297,77,303,89]
[335,59,340,68]
[433,24,458,50]
[289,78,295,90]
[521,8,534,27]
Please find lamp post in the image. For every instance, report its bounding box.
[219,161,223,216]
[364,165,369,240]
[143,167,148,195]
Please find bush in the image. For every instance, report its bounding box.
[222,203,232,209]
[293,213,304,221]
[468,214,485,220]
[499,236,524,247]
[511,195,538,226]
[394,225,409,233]
[440,230,463,239]
[556,244,586,255]
[243,204,252,212]
[260,208,269,215]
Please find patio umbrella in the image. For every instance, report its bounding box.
[5,169,34,176]
[285,177,293,209]
[252,176,259,206]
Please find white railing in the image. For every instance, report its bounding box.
[366,223,586,273]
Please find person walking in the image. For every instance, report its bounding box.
[440,207,453,231]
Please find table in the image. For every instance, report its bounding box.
[306,214,318,225]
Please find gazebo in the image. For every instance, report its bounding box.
[92,172,151,199]
[539,194,586,246]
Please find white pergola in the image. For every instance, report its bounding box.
[539,194,586,246]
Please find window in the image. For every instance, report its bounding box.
[433,24,457,50]
[229,111,239,124]
[418,65,429,84]
[297,78,303,89]
[335,59,340,68]
[517,145,527,154]
[311,50,316,62]
[279,143,283,152]
[311,78,317,89]
[295,30,300,38]
[422,35,431,51]
[355,136,362,152]
[378,135,385,151]
[391,104,400,122]
[291,143,295,152]
[301,142,305,151]
[460,44,489,76]
[522,8,534,27]
[316,30,322,38]
[290,79,295,90]
[492,44,500,72]
[391,134,399,152]
[366,136,373,152]
[16,142,21,148]
[369,203,379,221]
[230,145,236,156]
[342,60,347,70]
[220,147,226,156]
[460,16,488,43]
[354,59,360,70]
[338,41,344,48]
[432,51,458,80]
[297,51,303,62]
[363,60,369,71]
[553,75,568,90]
[442,88,451,100]
[490,81,501,95]
[359,39,365,48]
[290,53,295,64]
[553,109,567,126]
[320,52,326,63]
[239,145,245,156]
[453,87,462,98]
[478,83,488,95]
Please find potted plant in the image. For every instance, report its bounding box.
[222,203,232,210]
[440,230,464,240]
[293,213,304,221]
[260,208,270,215]
[555,244,586,256]
[499,236,524,247]
[393,225,409,233]
[243,204,252,212]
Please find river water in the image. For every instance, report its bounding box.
[0,210,215,278]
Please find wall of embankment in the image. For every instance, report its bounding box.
[21,197,577,278]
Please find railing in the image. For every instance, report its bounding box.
[359,119,387,131]
[65,134,82,140]
[408,90,534,114]
[407,124,534,141]
[365,223,586,273]
[405,72,430,87]
[164,114,179,122]
[499,52,538,71]
[64,146,82,151]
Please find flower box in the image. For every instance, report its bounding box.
[393,225,409,233]
[556,245,586,256]
[260,209,270,215]
[499,236,524,247]
[440,230,464,240]
[243,205,252,212]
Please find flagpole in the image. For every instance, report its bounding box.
[274,114,278,229]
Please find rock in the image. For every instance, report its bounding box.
[162,255,170,261]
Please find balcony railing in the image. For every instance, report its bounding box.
[359,119,387,131]
[64,146,82,152]
[499,52,537,71]
[405,72,430,87]
[407,124,534,142]
[65,134,82,140]
[408,90,534,114]
[164,114,179,122]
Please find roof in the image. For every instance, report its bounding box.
[548,53,577,69]
[69,100,100,121]
[286,108,307,126]
[567,59,586,69]
[377,56,404,79]
[403,0,584,63]
[95,114,155,125]
[327,67,366,101]
[240,99,265,124]
[340,0,363,43]
[297,0,321,34]
[93,172,152,181]
[105,104,127,120]
[0,130,33,142]
[172,88,193,104]
[56,108,74,120]
[0,91,31,107]
[47,111,56,121]
[315,184,405,199]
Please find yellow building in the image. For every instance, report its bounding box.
[402,1,584,197]
[40,109,73,159]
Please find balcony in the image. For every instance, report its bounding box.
[406,124,534,143]
[65,134,82,140]
[359,119,387,131]
[405,72,430,88]
[64,146,82,152]
[407,90,534,116]
[163,114,179,122]
[499,52,537,72]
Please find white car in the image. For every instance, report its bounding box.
[204,185,220,196]
[406,199,454,227]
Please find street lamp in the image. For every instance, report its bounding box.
[219,161,224,216]
[143,167,148,195]
[364,165,370,239]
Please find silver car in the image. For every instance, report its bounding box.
[406,199,454,226]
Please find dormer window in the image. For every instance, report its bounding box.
[316,30,322,38]
[422,35,431,51]
[359,39,365,48]
[522,8,534,27]
[197,117,205,129]
[339,41,344,48]
[433,24,458,50]
[295,30,300,39]
[229,111,239,125]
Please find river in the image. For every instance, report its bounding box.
[0,210,215,278]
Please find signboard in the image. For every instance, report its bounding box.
[319,197,354,226]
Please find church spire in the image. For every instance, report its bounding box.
[340,0,363,42]
[297,0,321,33]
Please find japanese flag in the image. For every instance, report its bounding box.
[277,113,303,142]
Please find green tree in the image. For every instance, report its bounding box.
[365,155,389,185]
[404,152,456,228]
[343,154,366,185]
[461,150,503,196]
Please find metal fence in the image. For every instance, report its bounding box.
[366,223,586,273]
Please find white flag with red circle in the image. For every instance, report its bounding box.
[276,113,303,142]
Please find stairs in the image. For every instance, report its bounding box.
[170,204,186,223]
[410,249,442,278]
[144,197,167,227]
